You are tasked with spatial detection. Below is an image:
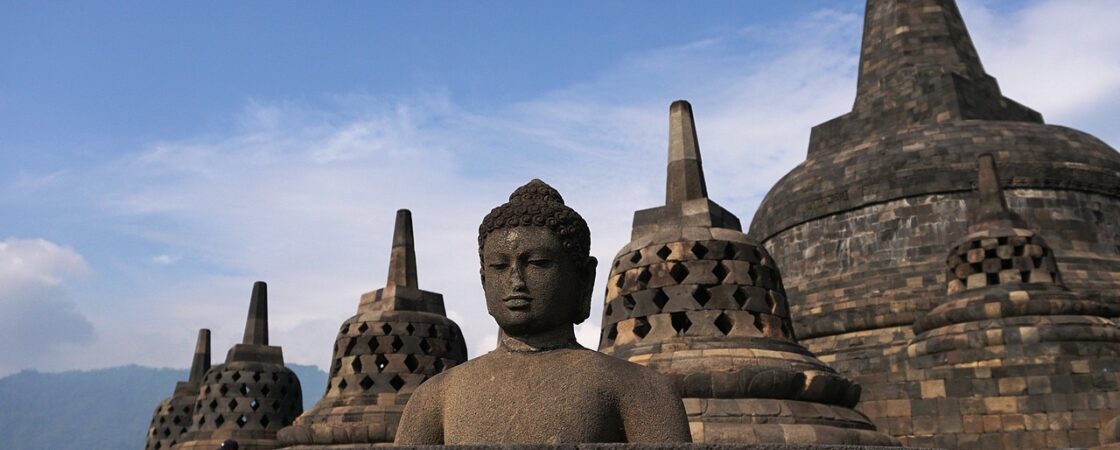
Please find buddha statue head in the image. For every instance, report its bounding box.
[478,179,598,341]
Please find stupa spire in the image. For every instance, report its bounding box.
[665,100,707,205]
[968,154,1026,232]
[186,328,211,385]
[242,281,268,346]
[387,209,418,289]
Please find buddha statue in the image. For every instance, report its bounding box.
[395,179,692,444]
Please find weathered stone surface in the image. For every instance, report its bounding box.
[859,157,1120,449]
[280,444,932,450]
[746,1,1120,447]
[177,282,304,450]
[277,210,468,446]
[601,101,896,447]
[395,180,691,444]
[145,329,211,450]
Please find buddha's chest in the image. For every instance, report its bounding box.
[441,360,623,443]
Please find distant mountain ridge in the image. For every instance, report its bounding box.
[0,364,326,450]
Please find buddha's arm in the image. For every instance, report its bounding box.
[394,374,446,444]
[618,371,693,442]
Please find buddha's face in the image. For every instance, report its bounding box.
[481,226,595,336]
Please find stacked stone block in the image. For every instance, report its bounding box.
[747,1,1120,444]
[145,329,211,450]
[599,101,896,446]
[277,209,468,447]
[856,156,1120,449]
[177,282,304,450]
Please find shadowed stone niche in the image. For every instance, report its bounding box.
[145,329,211,450]
[865,156,1120,449]
[599,101,897,447]
[177,282,304,450]
[277,209,468,447]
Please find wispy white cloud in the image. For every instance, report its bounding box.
[10,0,1118,377]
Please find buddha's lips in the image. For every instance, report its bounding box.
[503,297,531,309]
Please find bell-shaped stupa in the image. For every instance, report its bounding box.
[177,282,304,450]
[598,100,896,446]
[277,209,468,446]
[748,0,1120,431]
[880,156,1120,448]
[145,329,211,450]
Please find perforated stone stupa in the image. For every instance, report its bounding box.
[278,209,468,447]
[748,0,1120,444]
[864,156,1120,449]
[145,329,211,450]
[177,282,304,450]
[598,101,896,446]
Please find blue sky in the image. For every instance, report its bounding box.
[2,0,1119,376]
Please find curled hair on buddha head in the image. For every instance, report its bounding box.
[478,179,594,323]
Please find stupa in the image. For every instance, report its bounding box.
[278,209,468,447]
[868,155,1120,449]
[145,329,211,450]
[177,282,304,450]
[748,0,1120,441]
[598,100,896,446]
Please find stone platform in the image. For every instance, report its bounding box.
[281,444,931,450]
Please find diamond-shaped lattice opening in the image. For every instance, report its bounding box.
[259,415,270,428]
[693,288,711,307]
[391,336,404,352]
[405,354,420,373]
[691,242,708,259]
[357,322,369,333]
[389,374,406,391]
[376,354,390,371]
[236,415,248,428]
[218,385,229,396]
[630,251,642,264]
[614,273,625,288]
[622,294,636,311]
[652,289,669,311]
[724,243,738,259]
[714,312,733,335]
[368,337,380,353]
[604,302,613,317]
[344,337,358,355]
[252,372,261,382]
[250,399,260,411]
[669,263,689,283]
[637,268,652,285]
[272,372,280,382]
[231,371,241,381]
[713,263,729,283]
[382,323,393,335]
[606,324,618,342]
[419,339,432,354]
[433,358,445,372]
[340,324,350,334]
[670,312,691,336]
[240,384,251,395]
[213,415,225,427]
[215,372,223,381]
[351,356,363,372]
[656,245,672,260]
[209,399,219,411]
[359,375,374,390]
[271,400,281,411]
[753,313,765,332]
[633,317,651,339]
[260,385,270,396]
[406,323,415,335]
[337,378,348,390]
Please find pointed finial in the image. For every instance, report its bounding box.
[242,281,269,346]
[387,209,418,289]
[187,328,211,384]
[666,100,707,205]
